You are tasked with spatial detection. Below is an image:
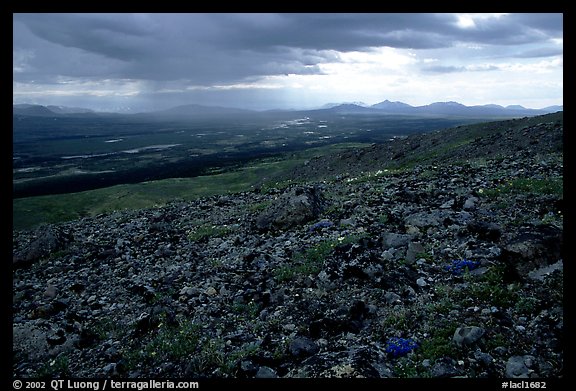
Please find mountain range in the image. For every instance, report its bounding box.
[13,100,563,118]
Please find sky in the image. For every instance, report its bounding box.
[13,13,563,112]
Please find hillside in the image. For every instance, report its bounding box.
[12,113,563,379]
[286,112,563,183]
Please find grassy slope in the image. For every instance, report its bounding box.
[13,143,370,231]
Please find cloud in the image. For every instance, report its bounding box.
[12,13,563,110]
[14,13,564,84]
[422,65,465,73]
[513,47,564,58]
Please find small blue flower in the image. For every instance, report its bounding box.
[308,220,334,232]
[385,337,419,357]
[444,259,480,275]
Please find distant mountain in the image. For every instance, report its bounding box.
[321,101,368,109]
[367,100,562,117]
[12,101,562,120]
[47,105,94,114]
[415,101,469,115]
[540,105,563,113]
[506,105,527,110]
[13,104,59,117]
[13,104,37,110]
[479,104,505,109]
[371,100,414,113]
[150,104,254,117]
[324,103,376,114]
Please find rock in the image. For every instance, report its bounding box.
[405,225,420,235]
[256,186,325,231]
[13,324,51,361]
[32,303,61,319]
[474,350,494,367]
[180,287,196,297]
[349,300,368,322]
[329,364,357,377]
[453,326,485,347]
[463,196,479,210]
[405,242,425,264]
[339,218,355,227]
[505,355,532,378]
[205,287,218,297]
[154,245,174,258]
[431,358,460,378]
[289,337,319,358]
[43,284,57,299]
[467,221,502,242]
[102,363,117,375]
[416,277,427,287]
[255,366,278,378]
[501,224,562,278]
[13,226,70,269]
[239,360,257,376]
[130,284,156,303]
[46,329,66,346]
[381,249,395,261]
[381,232,413,248]
[404,210,447,228]
[384,291,401,304]
[440,199,455,209]
[528,260,563,281]
[76,328,99,349]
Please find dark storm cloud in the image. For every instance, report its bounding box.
[13,13,563,86]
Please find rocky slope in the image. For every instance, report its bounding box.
[13,113,563,379]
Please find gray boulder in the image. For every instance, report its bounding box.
[289,337,319,358]
[13,225,70,269]
[256,186,325,231]
[505,355,534,378]
[453,326,485,347]
[500,224,562,278]
[255,366,278,378]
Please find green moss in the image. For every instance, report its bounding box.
[480,177,563,200]
[247,200,272,212]
[514,296,541,315]
[419,320,460,361]
[475,265,519,307]
[381,308,411,330]
[231,301,261,319]
[274,239,337,282]
[378,214,389,224]
[35,355,70,378]
[124,320,201,370]
[91,317,126,340]
[484,333,508,351]
[188,224,232,242]
[186,339,261,376]
[394,357,431,378]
